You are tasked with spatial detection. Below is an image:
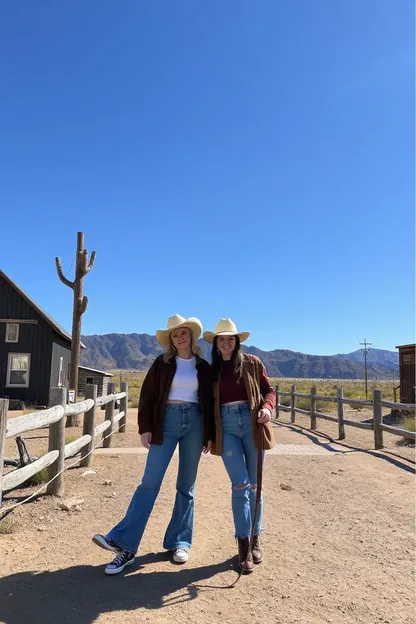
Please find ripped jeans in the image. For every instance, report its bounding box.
[221,402,264,538]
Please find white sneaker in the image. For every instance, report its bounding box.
[173,548,189,563]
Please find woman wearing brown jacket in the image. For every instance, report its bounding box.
[204,318,276,574]
[93,315,214,575]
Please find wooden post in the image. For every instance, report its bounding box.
[275,384,279,420]
[47,387,67,496]
[119,382,128,433]
[0,398,9,507]
[103,383,116,448]
[80,384,97,467]
[337,387,345,440]
[373,389,383,450]
[310,386,317,430]
[55,231,96,427]
[290,384,296,423]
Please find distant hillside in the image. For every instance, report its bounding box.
[80,333,399,379]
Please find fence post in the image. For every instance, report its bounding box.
[80,384,97,467]
[337,387,345,440]
[103,383,116,448]
[290,384,296,423]
[47,387,67,496]
[310,386,317,429]
[119,382,128,433]
[275,384,279,420]
[373,389,384,450]
[0,398,9,507]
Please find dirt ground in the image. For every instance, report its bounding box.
[1,409,415,624]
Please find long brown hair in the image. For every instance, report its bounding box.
[211,335,244,383]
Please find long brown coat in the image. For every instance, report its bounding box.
[211,353,276,456]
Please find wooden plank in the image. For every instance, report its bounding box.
[113,392,126,401]
[119,382,128,433]
[113,411,125,424]
[47,388,67,496]
[103,383,116,448]
[337,387,345,440]
[278,405,291,412]
[0,398,9,506]
[95,394,115,407]
[343,418,373,430]
[379,400,416,411]
[65,399,94,418]
[277,391,292,396]
[290,385,296,424]
[80,384,97,467]
[379,424,416,440]
[275,384,280,419]
[293,392,311,398]
[316,412,338,423]
[310,386,317,430]
[6,404,65,439]
[0,319,38,324]
[315,395,338,403]
[294,407,310,415]
[373,390,383,450]
[340,398,373,406]
[64,434,92,459]
[94,420,111,437]
[2,451,59,493]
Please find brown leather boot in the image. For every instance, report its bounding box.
[237,537,254,574]
[251,534,263,564]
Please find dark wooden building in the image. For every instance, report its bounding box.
[78,366,113,398]
[396,343,415,404]
[0,270,85,408]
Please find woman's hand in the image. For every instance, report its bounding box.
[257,408,271,424]
[203,440,212,455]
[140,432,152,449]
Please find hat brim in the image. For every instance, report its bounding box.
[156,319,202,347]
[203,331,250,344]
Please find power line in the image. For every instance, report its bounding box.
[360,339,372,399]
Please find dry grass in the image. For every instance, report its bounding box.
[0,519,17,534]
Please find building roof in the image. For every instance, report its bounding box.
[0,269,86,348]
[395,344,416,349]
[79,365,113,376]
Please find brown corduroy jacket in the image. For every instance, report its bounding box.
[138,354,215,446]
[211,353,276,456]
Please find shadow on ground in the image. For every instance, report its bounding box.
[0,553,236,624]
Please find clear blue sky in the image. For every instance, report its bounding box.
[0,1,414,354]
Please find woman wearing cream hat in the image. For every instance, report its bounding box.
[93,315,214,575]
[204,318,276,574]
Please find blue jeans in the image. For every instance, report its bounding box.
[221,402,264,539]
[108,403,204,554]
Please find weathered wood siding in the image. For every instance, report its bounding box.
[399,345,415,404]
[0,274,53,406]
[49,336,71,404]
[77,369,112,398]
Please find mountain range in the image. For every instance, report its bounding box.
[80,333,399,379]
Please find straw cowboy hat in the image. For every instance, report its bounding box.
[203,318,250,344]
[156,314,203,347]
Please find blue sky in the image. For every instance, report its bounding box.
[0,1,414,354]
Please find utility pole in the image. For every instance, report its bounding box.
[360,339,372,399]
[56,232,96,426]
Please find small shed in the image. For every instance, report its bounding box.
[78,366,113,398]
[395,344,415,404]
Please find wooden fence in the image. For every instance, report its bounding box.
[0,382,128,506]
[275,384,416,450]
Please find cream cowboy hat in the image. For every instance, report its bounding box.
[203,318,250,344]
[156,314,203,347]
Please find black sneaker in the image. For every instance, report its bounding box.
[92,534,122,553]
[105,550,136,575]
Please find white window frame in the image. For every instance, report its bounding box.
[5,323,19,343]
[6,353,31,388]
[58,357,64,387]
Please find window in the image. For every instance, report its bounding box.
[5,323,19,343]
[86,376,94,385]
[6,353,30,387]
[58,357,64,387]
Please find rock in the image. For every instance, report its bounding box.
[280,483,293,491]
[37,526,47,532]
[58,498,85,512]
[103,479,113,486]
[81,470,96,477]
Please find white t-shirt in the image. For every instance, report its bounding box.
[168,356,199,403]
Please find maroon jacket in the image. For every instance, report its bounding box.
[138,354,215,446]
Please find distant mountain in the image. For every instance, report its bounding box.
[80,333,399,379]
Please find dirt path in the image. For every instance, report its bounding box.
[1,414,415,624]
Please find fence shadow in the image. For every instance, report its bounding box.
[0,554,236,624]
[274,420,416,474]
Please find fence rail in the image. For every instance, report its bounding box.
[0,382,128,506]
[275,384,415,449]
